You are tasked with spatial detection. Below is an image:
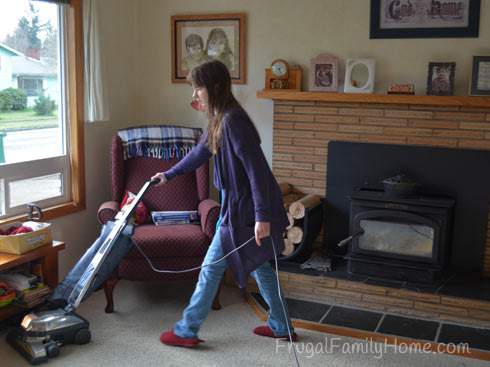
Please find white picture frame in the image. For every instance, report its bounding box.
[309,54,338,92]
[344,59,376,94]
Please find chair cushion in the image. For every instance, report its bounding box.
[127,223,211,259]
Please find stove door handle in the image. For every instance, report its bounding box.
[337,229,365,248]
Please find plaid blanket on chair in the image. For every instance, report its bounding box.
[117,125,203,160]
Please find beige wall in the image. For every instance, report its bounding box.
[52,0,490,276]
[135,0,490,164]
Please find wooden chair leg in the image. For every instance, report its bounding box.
[211,281,222,310]
[104,278,119,313]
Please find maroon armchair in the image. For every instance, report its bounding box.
[97,133,221,313]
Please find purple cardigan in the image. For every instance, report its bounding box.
[164,106,288,287]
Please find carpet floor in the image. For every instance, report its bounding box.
[1,280,487,367]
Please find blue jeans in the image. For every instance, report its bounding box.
[174,217,294,338]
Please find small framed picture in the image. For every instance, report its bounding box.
[171,13,246,84]
[470,56,490,96]
[309,54,338,92]
[426,62,456,96]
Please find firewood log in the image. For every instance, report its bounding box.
[282,193,304,209]
[279,182,292,196]
[286,213,294,230]
[282,238,295,256]
[286,226,303,244]
[289,194,322,219]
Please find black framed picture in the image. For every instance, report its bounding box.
[370,0,481,39]
[427,62,456,96]
[470,56,490,96]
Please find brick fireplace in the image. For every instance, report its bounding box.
[224,91,490,331]
[258,90,490,277]
[219,91,490,328]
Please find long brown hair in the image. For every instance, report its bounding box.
[188,60,238,154]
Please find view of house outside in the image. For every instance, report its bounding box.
[0,0,64,215]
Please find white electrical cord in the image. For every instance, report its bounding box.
[271,236,301,367]
[132,236,255,274]
[133,234,300,367]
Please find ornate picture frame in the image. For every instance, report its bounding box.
[309,54,338,92]
[171,13,246,84]
[470,56,490,96]
[426,62,456,96]
[370,0,481,39]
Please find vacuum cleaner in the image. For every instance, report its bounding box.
[7,179,158,365]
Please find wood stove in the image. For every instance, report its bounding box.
[346,189,455,284]
[325,141,490,279]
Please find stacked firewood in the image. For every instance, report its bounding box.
[279,182,322,256]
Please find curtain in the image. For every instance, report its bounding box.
[83,0,109,122]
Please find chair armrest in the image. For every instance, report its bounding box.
[198,199,221,239]
[97,201,120,224]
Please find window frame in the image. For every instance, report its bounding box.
[18,76,44,96]
[0,0,85,225]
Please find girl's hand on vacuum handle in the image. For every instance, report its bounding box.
[151,172,168,187]
[255,222,270,246]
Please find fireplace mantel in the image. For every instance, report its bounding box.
[257,90,490,108]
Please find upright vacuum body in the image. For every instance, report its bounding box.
[7,180,157,364]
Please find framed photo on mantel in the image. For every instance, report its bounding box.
[470,56,490,96]
[370,0,481,39]
[309,54,339,92]
[426,62,456,96]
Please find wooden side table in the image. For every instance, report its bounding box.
[0,241,65,321]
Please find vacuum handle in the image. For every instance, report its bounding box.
[149,177,160,186]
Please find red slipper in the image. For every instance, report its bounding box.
[253,325,299,342]
[160,330,204,347]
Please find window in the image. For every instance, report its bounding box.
[18,77,43,96]
[0,0,84,223]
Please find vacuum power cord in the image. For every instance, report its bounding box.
[134,234,301,367]
[271,237,301,367]
[133,236,255,274]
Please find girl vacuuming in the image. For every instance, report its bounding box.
[152,60,298,347]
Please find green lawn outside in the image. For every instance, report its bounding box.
[0,108,58,132]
